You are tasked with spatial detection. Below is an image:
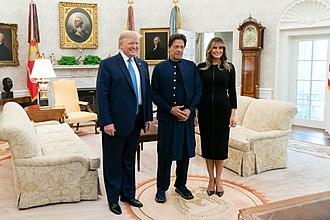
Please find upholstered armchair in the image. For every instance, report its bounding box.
[195,96,297,177]
[225,97,297,176]
[52,79,98,134]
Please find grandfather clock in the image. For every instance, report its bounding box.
[238,15,265,98]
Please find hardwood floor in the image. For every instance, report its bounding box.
[291,125,330,146]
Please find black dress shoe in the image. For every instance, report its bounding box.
[109,203,122,215]
[120,197,143,207]
[175,186,194,200]
[155,189,167,203]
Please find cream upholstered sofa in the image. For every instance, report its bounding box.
[0,102,100,209]
[196,96,297,177]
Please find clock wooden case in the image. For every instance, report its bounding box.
[238,15,265,98]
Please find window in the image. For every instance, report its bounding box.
[295,40,328,121]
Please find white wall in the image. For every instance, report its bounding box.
[1,0,327,96]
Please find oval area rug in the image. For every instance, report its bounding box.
[126,175,267,220]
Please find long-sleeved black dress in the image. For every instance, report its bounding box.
[197,62,237,160]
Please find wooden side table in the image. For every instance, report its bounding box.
[0,96,31,107]
[24,105,65,123]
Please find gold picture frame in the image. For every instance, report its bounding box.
[59,2,98,48]
[0,22,19,66]
[140,27,170,64]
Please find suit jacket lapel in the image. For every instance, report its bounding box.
[116,53,135,91]
[134,57,147,100]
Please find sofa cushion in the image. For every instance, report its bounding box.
[229,125,258,152]
[242,99,297,132]
[39,131,100,170]
[34,123,74,135]
[236,96,256,125]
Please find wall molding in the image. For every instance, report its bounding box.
[280,0,330,29]
[236,87,273,99]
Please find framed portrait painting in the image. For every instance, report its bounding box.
[60,2,98,48]
[0,23,19,66]
[140,27,170,64]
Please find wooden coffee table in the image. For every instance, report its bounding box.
[238,191,330,220]
[24,105,65,123]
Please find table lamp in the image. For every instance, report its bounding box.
[30,59,56,108]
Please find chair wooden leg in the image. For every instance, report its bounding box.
[94,120,99,134]
[76,123,80,131]
[136,143,141,172]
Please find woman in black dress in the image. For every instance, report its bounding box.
[197,37,237,197]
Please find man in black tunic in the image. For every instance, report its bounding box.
[151,33,202,203]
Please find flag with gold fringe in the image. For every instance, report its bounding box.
[170,3,181,36]
[328,64,330,91]
[126,1,135,31]
[27,0,41,102]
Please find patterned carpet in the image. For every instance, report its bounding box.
[128,176,267,220]
[1,126,329,219]
[288,139,330,159]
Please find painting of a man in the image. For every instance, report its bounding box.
[0,32,12,61]
[147,36,167,60]
[145,32,168,60]
[65,8,92,43]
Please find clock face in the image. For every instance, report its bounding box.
[242,25,258,47]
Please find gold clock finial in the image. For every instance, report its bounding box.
[172,0,179,5]
[128,0,134,5]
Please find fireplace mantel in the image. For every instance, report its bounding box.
[53,65,99,78]
[53,65,99,70]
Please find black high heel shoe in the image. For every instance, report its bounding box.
[207,189,215,196]
[215,178,224,197]
[206,178,215,196]
[216,191,224,197]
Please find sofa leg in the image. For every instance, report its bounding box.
[94,120,99,134]
[76,123,80,131]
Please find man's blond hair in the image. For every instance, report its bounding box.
[118,30,141,46]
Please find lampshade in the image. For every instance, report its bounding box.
[30,59,56,79]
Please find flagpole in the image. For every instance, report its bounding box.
[27,0,41,103]
[126,0,135,31]
[170,0,181,36]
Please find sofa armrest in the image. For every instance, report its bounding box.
[246,129,291,142]
[15,154,90,177]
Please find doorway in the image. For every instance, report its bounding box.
[289,36,330,128]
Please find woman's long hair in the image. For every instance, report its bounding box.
[200,37,231,71]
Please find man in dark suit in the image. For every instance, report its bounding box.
[151,33,202,203]
[96,30,153,215]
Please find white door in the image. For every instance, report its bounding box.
[178,29,196,62]
[289,35,330,128]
